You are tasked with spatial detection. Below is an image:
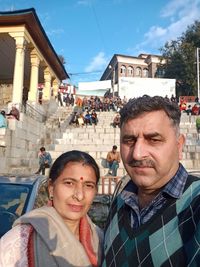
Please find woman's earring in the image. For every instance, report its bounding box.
[47,195,53,206]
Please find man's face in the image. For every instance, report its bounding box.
[112,148,117,153]
[120,110,185,192]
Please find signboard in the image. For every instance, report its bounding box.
[118,77,176,99]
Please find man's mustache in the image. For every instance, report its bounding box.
[128,159,155,168]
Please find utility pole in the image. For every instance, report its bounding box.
[109,65,115,98]
[197,47,200,99]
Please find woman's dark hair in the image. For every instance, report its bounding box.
[49,150,100,184]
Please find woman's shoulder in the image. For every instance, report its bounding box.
[0,224,31,267]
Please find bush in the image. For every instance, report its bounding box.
[196,117,200,133]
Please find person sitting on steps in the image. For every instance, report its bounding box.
[106,145,121,176]
[35,147,52,175]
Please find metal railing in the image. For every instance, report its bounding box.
[98,176,120,195]
[21,103,47,123]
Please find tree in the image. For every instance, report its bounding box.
[58,55,66,65]
[159,21,200,97]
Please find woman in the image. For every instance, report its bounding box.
[0,150,102,267]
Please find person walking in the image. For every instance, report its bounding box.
[35,147,52,175]
[102,95,200,266]
[106,145,121,176]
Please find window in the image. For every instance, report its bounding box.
[120,65,126,76]
[127,66,134,76]
[143,68,149,77]
[136,67,142,77]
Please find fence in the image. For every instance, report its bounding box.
[98,176,120,195]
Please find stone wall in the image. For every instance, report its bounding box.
[0,113,45,174]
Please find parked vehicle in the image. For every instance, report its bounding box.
[0,174,48,238]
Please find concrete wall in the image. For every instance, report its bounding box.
[0,113,45,174]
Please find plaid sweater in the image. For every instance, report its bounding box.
[102,175,200,267]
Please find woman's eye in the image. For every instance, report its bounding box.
[85,183,95,189]
[64,181,74,186]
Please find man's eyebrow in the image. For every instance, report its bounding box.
[122,134,137,139]
[143,132,162,138]
[122,132,162,139]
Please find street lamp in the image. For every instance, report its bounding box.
[197,47,200,99]
[109,65,115,98]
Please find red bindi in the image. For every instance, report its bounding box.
[80,177,83,181]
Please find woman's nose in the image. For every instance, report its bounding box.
[73,184,84,201]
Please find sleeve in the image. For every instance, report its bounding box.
[117,152,121,162]
[0,224,31,267]
[47,153,52,164]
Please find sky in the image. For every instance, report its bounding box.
[1,0,200,86]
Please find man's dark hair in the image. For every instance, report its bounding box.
[40,147,46,152]
[113,145,117,150]
[1,110,6,116]
[119,95,181,129]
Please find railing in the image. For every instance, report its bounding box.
[21,103,47,123]
[98,176,120,195]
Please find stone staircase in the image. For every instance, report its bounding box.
[47,110,126,178]
[180,113,200,170]
[46,110,200,174]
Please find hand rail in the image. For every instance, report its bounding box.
[21,102,47,123]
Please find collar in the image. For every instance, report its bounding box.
[121,163,188,201]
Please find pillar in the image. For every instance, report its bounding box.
[28,49,40,102]
[52,78,60,99]
[12,36,26,105]
[43,68,52,101]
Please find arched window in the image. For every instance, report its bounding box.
[127,66,134,76]
[143,68,149,77]
[136,67,142,77]
[120,65,126,76]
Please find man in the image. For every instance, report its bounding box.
[102,95,200,266]
[35,147,52,175]
[7,105,20,120]
[112,112,120,128]
[106,145,121,176]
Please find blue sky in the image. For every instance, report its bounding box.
[1,0,200,85]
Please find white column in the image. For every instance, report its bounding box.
[12,36,26,105]
[43,68,52,101]
[28,50,40,102]
[52,78,60,99]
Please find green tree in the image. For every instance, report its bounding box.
[58,55,66,65]
[159,21,200,97]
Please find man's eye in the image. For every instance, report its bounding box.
[150,139,161,143]
[123,139,135,145]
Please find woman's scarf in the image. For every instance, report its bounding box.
[14,206,102,267]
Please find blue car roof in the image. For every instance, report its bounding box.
[0,175,47,185]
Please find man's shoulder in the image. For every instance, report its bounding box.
[111,175,131,202]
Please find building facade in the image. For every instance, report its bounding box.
[100,54,165,95]
[0,8,69,108]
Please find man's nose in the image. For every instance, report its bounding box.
[132,139,148,160]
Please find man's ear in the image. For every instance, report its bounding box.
[178,134,185,160]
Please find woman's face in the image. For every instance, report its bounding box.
[48,161,97,225]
